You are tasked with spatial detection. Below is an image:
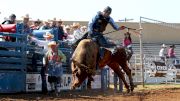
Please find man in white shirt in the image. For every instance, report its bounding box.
[159,44,167,62]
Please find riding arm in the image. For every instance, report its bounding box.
[109,17,119,30]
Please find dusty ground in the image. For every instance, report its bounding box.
[0,84,180,101]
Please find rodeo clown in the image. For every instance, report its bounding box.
[45,41,66,96]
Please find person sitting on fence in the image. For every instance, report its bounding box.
[45,41,66,96]
[159,44,167,62]
[2,14,16,24]
[122,32,133,62]
[1,14,17,42]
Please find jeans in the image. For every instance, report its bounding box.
[41,66,48,93]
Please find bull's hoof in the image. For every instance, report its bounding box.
[70,86,76,90]
[131,86,134,92]
[126,88,130,93]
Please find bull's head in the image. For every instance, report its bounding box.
[71,60,89,89]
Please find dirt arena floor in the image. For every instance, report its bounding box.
[0,84,180,101]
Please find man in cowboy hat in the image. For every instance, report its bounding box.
[63,25,71,39]
[56,19,65,40]
[21,14,32,34]
[71,22,84,41]
[40,20,51,30]
[45,41,66,96]
[159,44,167,62]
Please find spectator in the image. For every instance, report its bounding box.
[56,19,65,40]
[167,44,176,64]
[21,14,32,34]
[30,19,42,30]
[40,20,51,30]
[168,44,176,58]
[80,26,87,33]
[50,18,57,28]
[2,14,16,24]
[45,41,66,96]
[122,32,133,61]
[159,44,167,62]
[71,22,84,40]
[63,25,71,40]
[2,14,17,42]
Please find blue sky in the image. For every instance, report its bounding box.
[0,0,179,23]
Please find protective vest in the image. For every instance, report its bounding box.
[92,12,110,32]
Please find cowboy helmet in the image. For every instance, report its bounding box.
[103,6,112,14]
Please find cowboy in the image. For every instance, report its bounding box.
[21,14,32,34]
[29,32,54,53]
[45,41,66,96]
[72,6,126,49]
[88,6,125,47]
[40,20,51,30]
[71,22,84,41]
[63,25,71,39]
[56,19,65,40]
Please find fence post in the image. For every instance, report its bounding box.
[101,68,108,91]
[114,73,123,92]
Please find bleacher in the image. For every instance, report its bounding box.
[132,43,180,58]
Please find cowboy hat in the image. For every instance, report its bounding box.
[81,26,87,29]
[161,44,167,48]
[21,14,31,19]
[43,32,54,38]
[65,25,70,30]
[34,19,42,24]
[44,19,51,23]
[48,41,57,47]
[71,22,80,28]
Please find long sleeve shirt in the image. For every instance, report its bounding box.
[88,11,119,32]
